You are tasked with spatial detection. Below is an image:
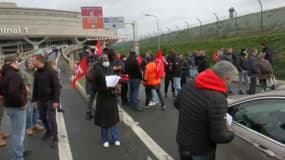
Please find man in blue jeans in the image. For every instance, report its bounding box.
[0,56,32,160]
[125,51,144,112]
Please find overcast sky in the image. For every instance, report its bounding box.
[3,0,285,39]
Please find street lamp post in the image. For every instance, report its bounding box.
[233,8,238,36]
[213,12,220,38]
[125,21,139,54]
[258,0,263,33]
[145,13,160,49]
[197,18,202,39]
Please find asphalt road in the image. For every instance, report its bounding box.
[1,53,284,160]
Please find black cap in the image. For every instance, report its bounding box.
[4,55,18,65]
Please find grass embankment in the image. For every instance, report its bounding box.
[136,32,285,79]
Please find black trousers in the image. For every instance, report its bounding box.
[179,148,216,160]
[164,75,174,94]
[181,74,187,87]
[121,82,129,104]
[145,85,164,107]
[87,91,96,113]
[259,79,267,90]
[38,101,58,139]
[249,76,257,94]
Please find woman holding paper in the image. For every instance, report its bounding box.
[93,54,120,148]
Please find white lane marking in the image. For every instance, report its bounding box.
[56,54,73,160]
[56,108,74,160]
[120,107,174,160]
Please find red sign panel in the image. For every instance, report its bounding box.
[81,6,104,29]
[81,7,103,16]
[82,17,104,29]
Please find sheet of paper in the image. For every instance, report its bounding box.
[226,113,233,126]
[105,75,121,87]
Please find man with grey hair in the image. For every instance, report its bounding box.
[174,60,237,160]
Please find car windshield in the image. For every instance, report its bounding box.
[233,99,285,145]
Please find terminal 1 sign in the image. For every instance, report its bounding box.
[0,26,29,34]
[81,6,104,29]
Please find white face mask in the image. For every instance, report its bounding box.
[102,61,110,67]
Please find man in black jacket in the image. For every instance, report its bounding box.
[32,54,60,148]
[0,56,32,159]
[174,61,236,160]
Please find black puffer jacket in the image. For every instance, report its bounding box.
[174,69,234,154]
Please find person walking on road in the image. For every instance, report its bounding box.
[164,52,175,98]
[125,51,144,112]
[20,58,44,136]
[143,55,166,110]
[247,48,259,95]
[261,43,273,64]
[174,61,236,160]
[257,53,274,92]
[0,56,32,160]
[93,54,121,148]
[32,54,60,148]
[236,48,249,95]
[221,48,235,94]
[195,50,209,73]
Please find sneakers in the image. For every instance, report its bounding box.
[114,141,120,146]
[26,128,34,136]
[103,142,109,148]
[33,124,45,131]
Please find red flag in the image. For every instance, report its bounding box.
[72,57,88,88]
[155,49,165,78]
[94,40,102,55]
[136,54,142,65]
[213,49,219,62]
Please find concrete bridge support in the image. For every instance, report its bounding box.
[24,37,48,51]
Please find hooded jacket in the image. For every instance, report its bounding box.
[174,69,234,154]
[143,61,160,86]
[0,66,26,107]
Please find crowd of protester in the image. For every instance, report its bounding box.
[0,42,276,159]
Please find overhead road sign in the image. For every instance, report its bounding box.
[104,17,124,29]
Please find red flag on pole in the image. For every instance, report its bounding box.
[72,57,88,88]
[213,49,219,62]
[155,49,165,78]
[94,40,102,55]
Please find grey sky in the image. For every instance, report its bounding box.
[2,0,285,39]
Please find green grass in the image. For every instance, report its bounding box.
[117,32,285,79]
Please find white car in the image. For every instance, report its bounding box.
[217,90,285,160]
